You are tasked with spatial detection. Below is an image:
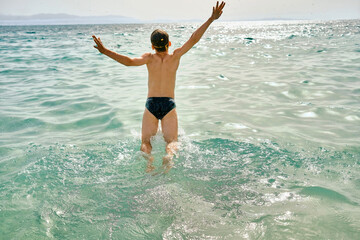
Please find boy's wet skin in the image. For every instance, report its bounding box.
[92,1,225,172]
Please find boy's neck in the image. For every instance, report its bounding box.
[155,51,168,56]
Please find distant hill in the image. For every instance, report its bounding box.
[0,13,141,25]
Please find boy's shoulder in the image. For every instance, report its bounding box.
[147,52,179,60]
[142,52,152,58]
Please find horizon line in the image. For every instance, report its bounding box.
[0,13,358,26]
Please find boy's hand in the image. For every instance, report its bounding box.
[210,1,225,21]
[92,35,106,54]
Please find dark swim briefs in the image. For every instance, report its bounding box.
[145,97,176,120]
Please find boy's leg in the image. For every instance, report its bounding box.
[141,108,158,172]
[161,109,178,166]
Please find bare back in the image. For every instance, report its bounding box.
[146,52,180,98]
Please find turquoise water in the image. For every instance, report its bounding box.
[1,20,360,239]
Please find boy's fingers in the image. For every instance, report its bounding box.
[94,38,101,46]
[216,1,219,9]
[219,2,225,10]
[92,35,101,45]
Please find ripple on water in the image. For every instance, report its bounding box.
[297,186,358,205]
[264,81,287,87]
[345,115,360,121]
[178,85,211,90]
[48,111,123,131]
[297,112,318,118]
[0,116,46,133]
[281,91,296,99]
[224,122,249,129]
[217,74,229,80]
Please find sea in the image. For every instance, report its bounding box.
[0,19,360,239]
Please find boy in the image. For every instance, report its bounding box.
[92,1,225,171]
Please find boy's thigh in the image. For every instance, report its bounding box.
[161,109,178,143]
[142,109,158,142]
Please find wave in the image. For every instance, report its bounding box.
[0,135,359,238]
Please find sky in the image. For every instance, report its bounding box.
[0,0,359,21]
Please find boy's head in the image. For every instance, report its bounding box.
[151,29,171,52]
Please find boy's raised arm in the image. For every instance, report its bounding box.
[92,35,150,66]
[174,1,225,57]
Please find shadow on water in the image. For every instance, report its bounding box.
[0,136,359,239]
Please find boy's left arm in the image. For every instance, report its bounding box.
[92,35,149,66]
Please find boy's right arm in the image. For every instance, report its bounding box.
[174,1,225,57]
